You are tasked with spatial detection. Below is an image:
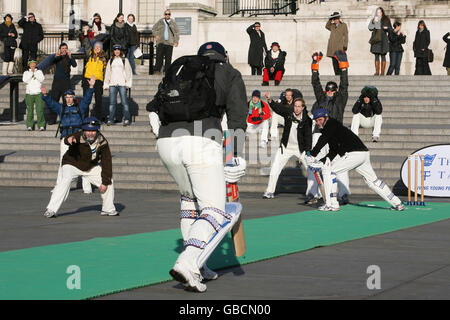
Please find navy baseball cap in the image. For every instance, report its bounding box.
[198,42,226,57]
[252,90,261,98]
[313,108,329,120]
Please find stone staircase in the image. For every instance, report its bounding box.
[0,73,449,195]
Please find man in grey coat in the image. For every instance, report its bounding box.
[152,9,180,74]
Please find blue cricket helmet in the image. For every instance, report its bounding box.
[82,117,101,131]
[313,108,329,120]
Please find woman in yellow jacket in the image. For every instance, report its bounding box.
[83,41,107,121]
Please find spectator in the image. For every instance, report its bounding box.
[262,94,312,199]
[262,42,286,86]
[18,12,43,71]
[351,86,383,142]
[126,14,139,75]
[443,32,450,75]
[309,51,350,205]
[413,20,432,75]
[387,21,406,75]
[368,7,392,76]
[0,14,18,75]
[326,12,348,75]
[23,60,45,131]
[246,90,271,148]
[104,44,133,126]
[152,9,180,74]
[91,13,107,37]
[247,22,268,76]
[41,76,96,194]
[46,42,77,125]
[83,41,107,121]
[110,13,129,56]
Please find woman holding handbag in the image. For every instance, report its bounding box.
[413,20,432,75]
[368,7,392,75]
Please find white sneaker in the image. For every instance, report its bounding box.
[262,192,274,199]
[200,265,218,281]
[101,210,119,216]
[318,204,340,212]
[170,260,207,293]
[27,127,32,131]
[391,203,405,211]
[44,209,57,218]
[39,127,45,131]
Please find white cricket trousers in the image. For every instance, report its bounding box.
[47,164,116,214]
[246,120,269,145]
[157,136,227,273]
[351,113,382,138]
[270,111,284,140]
[57,139,92,193]
[322,151,402,208]
[306,131,350,198]
[265,145,305,194]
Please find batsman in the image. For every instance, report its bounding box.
[307,108,405,212]
[147,42,248,293]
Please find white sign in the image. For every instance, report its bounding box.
[400,144,450,197]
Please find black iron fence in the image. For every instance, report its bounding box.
[224,0,298,16]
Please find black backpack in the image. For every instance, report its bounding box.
[153,55,217,124]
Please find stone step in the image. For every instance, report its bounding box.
[2,131,448,144]
[0,168,403,189]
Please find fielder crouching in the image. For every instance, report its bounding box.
[44,117,117,218]
[306,108,404,212]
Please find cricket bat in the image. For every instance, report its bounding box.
[224,130,246,257]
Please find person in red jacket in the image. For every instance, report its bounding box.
[262,42,286,86]
[246,90,271,148]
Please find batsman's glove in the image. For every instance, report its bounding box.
[224,157,247,183]
[333,50,349,69]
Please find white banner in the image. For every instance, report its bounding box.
[400,144,450,197]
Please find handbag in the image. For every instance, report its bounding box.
[427,49,434,63]
[133,47,143,58]
[369,29,382,45]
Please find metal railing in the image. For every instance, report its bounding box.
[225,0,299,17]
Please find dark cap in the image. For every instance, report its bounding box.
[112,44,122,50]
[251,90,261,98]
[28,12,35,17]
[271,42,280,49]
[198,42,227,57]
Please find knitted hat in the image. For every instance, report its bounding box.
[252,90,261,98]
[27,60,37,65]
[271,42,280,49]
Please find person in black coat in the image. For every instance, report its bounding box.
[0,14,18,75]
[110,13,129,56]
[443,32,450,75]
[350,86,383,142]
[126,14,139,75]
[247,22,267,76]
[387,21,406,75]
[18,13,44,71]
[262,42,286,86]
[413,20,431,75]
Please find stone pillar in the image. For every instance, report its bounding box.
[168,1,217,60]
[2,0,22,21]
